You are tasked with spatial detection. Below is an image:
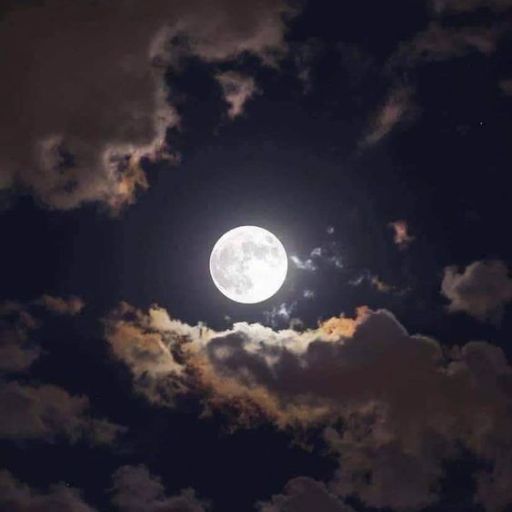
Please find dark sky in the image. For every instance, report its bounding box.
[1,1,512,511]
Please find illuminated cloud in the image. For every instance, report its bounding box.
[362,87,414,146]
[216,71,258,119]
[0,0,294,212]
[263,302,297,327]
[291,244,343,271]
[290,255,317,271]
[441,260,512,322]
[0,297,123,444]
[104,303,512,510]
[36,294,85,315]
[303,289,315,299]
[389,219,414,249]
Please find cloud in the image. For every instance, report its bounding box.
[441,260,512,322]
[0,465,207,512]
[0,381,122,444]
[216,71,258,119]
[0,297,124,444]
[257,477,354,512]
[303,289,315,299]
[362,87,415,146]
[0,470,96,512]
[430,0,512,13]
[290,255,318,271]
[370,275,394,293]
[499,79,512,95]
[264,302,298,327]
[291,244,343,272]
[0,296,84,374]
[389,219,414,250]
[395,22,502,66]
[0,304,40,374]
[349,271,399,294]
[104,303,512,510]
[0,0,294,212]
[111,465,207,512]
[36,294,85,315]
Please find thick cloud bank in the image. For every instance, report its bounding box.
[0,0,292,212]
[105,303,512,510]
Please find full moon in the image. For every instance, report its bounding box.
[209,226,288,304]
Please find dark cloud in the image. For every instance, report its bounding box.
[111,465,207,512]
[0,305,40,374]
[441,260,512,323]
[0,469,96,512]
[500,79,512,95]
[0,0,294,212]
[430,0,512,14]
[395,23,503,65]
[104,303,512,510]
[0,297,124,444]
[0,465,207,512]
[0,380,122,444]
[258,477,354,512]
[361,8,509,148]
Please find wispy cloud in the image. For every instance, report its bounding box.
[362,87,415,146]
[216,71,258,119]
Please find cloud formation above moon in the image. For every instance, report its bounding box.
[104,303,512,511]
[0,0,294,212]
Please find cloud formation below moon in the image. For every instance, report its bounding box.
[104,303,512,511]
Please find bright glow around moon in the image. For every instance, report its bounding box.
[209,226,288,304]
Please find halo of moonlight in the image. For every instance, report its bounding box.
[209,226,288,304]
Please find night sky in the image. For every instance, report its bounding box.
[1,1,512,511]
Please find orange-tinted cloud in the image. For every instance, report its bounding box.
[0,0,295,213]
[104,303,512,510]
[389,220,414,249]
[36,294,85,315]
